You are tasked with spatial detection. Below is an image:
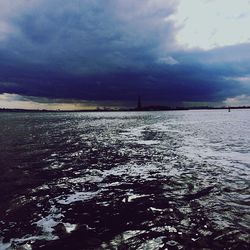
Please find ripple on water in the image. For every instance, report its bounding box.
[0,110,249,249]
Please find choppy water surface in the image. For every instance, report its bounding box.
[0,110,249,249]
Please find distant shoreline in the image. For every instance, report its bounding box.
[1,106,250,113]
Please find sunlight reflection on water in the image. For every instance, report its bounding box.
[0,110,249,249]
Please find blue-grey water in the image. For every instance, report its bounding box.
[0,110,249,249]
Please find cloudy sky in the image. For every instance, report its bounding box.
[0,0,250,110]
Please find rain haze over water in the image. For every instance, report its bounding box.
[0,110,250,249]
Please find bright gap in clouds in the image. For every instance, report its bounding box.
[0,93,97,110]
[172,0,250,50]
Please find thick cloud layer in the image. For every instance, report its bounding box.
[0,0,250,107]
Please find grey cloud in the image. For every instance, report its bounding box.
[1,0,178,74]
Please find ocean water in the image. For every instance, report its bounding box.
[0,110,249,249]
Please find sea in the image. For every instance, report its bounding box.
[0,110,249,249]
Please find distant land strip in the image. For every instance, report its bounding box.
[1,106,250,112]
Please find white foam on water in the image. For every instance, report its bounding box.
[56,191,99,205]
[149,207,164,212]
[136,140,160,145]
[120,126,144,138]
[122,194,150,203]
[179,136,250,172]
[35,216,60,234]
[102,163,160,179]
[137,236,165,250]
[0,241,11,250]
[33,205,63,240]
[103,230,145,249]
[64,223,77,233]
[68,174,103,184]
[0,235,47,250]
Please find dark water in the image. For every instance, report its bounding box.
[0,110,249,249]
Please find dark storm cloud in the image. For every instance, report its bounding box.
[0,0,250,106]
[0,0,177,72]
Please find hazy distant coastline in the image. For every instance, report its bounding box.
[0,106,250,113]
